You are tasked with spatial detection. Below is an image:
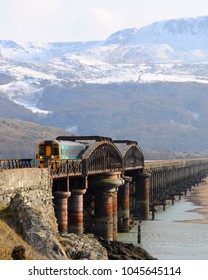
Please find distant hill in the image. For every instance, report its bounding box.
[0,118,206,161]
[143,149,207,160]
[0,118,71,159]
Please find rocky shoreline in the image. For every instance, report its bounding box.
[1,193,156,260]
[98,238,156,260]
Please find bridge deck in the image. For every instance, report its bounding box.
[144,158,208,171]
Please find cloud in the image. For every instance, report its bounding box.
[0,0,63,41]
[0,0,123,41]
[66,8,123,41]
[88,8,119,24]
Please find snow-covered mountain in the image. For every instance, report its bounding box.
[1,15,208,114]
[2,16,208,154]
[105,16,208,50]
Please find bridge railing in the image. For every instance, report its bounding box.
[48,159,83,178]
[143,158,208,215]
[0,159,33,170]
[48,158,122,178]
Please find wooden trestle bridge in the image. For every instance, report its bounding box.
[1,136,208,241]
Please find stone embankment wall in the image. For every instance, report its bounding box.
[0,168,54,222]
[0,168,109,260]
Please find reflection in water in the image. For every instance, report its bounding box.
[117,195,208,260]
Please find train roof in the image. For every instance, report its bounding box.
[56,140,87,146]
[39,139,87,146]
[56,135,112,142]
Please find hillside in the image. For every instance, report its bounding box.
[0,118,71,159]
[37,82,208,154]
[143,149,206,160]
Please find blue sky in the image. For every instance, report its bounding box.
[0,0,208,42]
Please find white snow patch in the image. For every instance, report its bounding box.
[13,99,52,115]
[9,65,56,80]
[139,73,208,84]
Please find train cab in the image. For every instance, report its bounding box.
[37,139,87,168]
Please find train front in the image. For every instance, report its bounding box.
[37,140,60,168]
[37,139,87,168]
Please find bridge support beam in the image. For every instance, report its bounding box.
[118,176,131,232]
[112,190,118,240]
[91,173,124,241]
[94,187,115,240]
[134,173,150,220]
[53,191,71,234]
[68,189,86,234]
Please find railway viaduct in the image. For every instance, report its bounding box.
[1,137,208,241]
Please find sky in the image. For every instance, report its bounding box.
[0,0,208,42]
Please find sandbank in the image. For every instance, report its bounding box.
[179,177,208,224]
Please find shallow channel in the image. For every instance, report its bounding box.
[117,192,208,260]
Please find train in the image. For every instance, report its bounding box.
[37,138,87,168]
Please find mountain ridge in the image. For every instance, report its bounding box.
[105,15,208,50]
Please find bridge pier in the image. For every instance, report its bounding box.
[90,173,124,241]
[68,189,86,234]
[134,173,150,220]
[118,176,131,232]
[53,191,71,234]
[112,190,118,240]
[94,187,114,240]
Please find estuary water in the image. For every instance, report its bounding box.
[117,192,208,260]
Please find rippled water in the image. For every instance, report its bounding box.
[117,194,208,260]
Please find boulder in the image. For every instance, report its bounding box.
[99,239,157,260]
[6,193,67,260]
[59,233,108,260]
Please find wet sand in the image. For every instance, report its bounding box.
[179,177,208,224]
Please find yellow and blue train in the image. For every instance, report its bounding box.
[37,138,87,168]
